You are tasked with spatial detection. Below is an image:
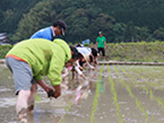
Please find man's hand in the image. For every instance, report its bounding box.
[47,90,56,98]
[45,86,54,93]
[53,84,61,98]
[104,42,107,50]
[37,80,54,93]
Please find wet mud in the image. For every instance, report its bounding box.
[1,64,164,123]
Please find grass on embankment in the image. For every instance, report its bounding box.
[91,41,164,62]
[1,41,164,62]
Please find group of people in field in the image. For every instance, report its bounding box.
[5,20,107,122]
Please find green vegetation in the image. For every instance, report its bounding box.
[97,41,164,62]
[119,65,164,108]
[90,65,103,123]
[0,0,40,34]
[1,41,164,63]
[1,60,164,122]
[0,45,12,59]
[114,65,149,120]
[1,0,164,44]
[107,66,123,123]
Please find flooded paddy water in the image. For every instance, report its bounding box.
[1,64,164,123]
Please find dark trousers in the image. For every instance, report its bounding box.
[98,48,105,56]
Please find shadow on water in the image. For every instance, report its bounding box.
[1,64,164,123]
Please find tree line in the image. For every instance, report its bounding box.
[1,0,164,44]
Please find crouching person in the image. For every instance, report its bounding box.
[5,38,78,122]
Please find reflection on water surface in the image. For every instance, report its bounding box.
[1,65,164,123]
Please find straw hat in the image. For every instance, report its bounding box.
[81,53,90,63]
[81,53,95,69]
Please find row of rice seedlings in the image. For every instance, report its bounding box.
[60,101,74,123]
[107,65,123,123]
[61,67,103,123]
[121,65,163,90]
[135,66,164,90]
[124,66,164,90]
[134,66,163,80]
[90,65,104,123]
[113,65,149,120]
[119,65,150,94]
[122,66,151,95]
[121,66,159,79]
[137,66,164,78]
[120,66,163,121]
[132,67,164,109]
[149,90,164,108]
[133,66,164,107]
[132,65,164,91]
[122,66,151,85]
[119,66,164,108]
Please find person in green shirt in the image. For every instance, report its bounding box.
[95,31,107,60]
[5,38,80,122]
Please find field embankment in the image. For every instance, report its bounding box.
[93,41,164,62]
[1,41,164,62]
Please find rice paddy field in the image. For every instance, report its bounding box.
[1,64,164,123]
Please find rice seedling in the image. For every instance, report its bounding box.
[107,65,123,123]
[119,65,164,108]
[60,101,74,123]
[113,65,149,119]
[90,65,104,123]
[118,65,150,95]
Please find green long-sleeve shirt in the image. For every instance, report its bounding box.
[6,38,71,86]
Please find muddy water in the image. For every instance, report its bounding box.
[1,64,164,123]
